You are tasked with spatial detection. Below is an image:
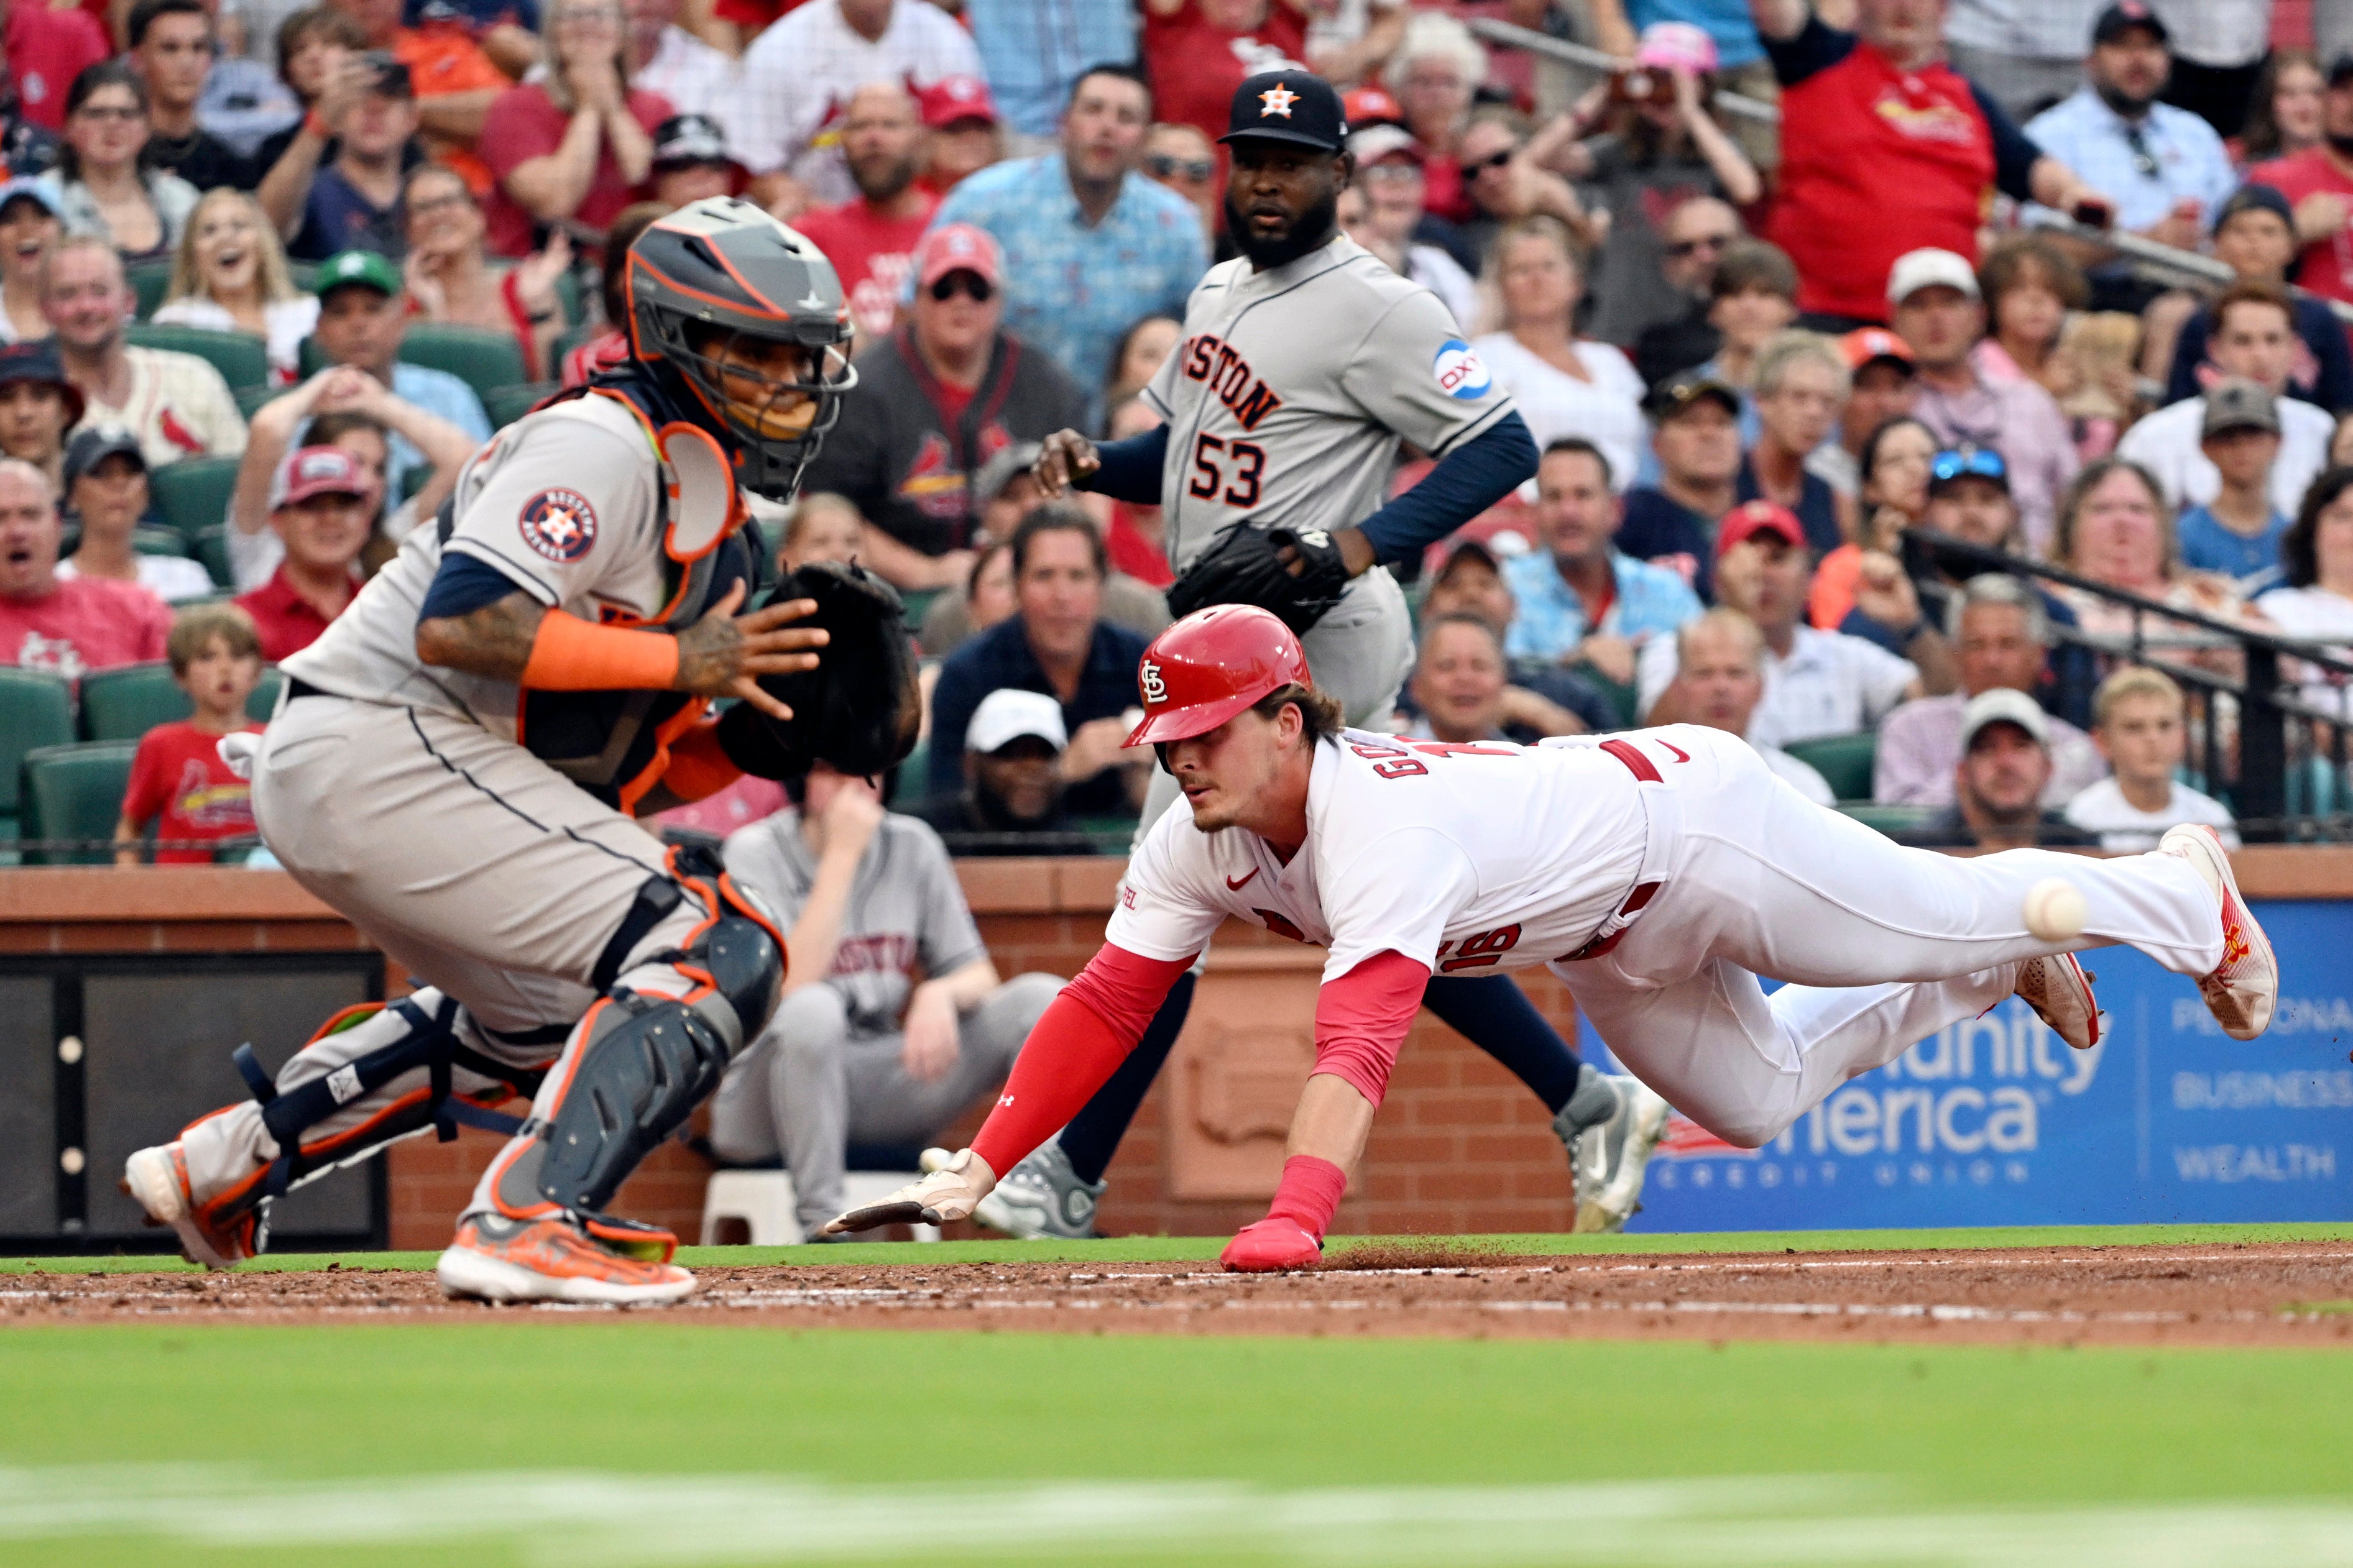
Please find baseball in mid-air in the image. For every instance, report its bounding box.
[2023,878,2089,942]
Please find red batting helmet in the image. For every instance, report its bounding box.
[1125,605,1309,746]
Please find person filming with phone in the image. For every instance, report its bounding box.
[1746,0,2112,331]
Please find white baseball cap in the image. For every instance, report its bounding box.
[1886,247,1981,306]
[967,689,1067,754]
[1959,687,2050,749]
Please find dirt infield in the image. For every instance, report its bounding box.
[9,1241,2353,1347]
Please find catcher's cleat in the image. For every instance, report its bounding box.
[2160,824,2278,1041]
[1558,1067,1672,1234]
[2014,952,2102,1052]
[122,1144,255,1269]
[435,1214,696,1305]
[970,1142,1105,1240]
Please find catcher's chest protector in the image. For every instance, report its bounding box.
[511,387,755,809]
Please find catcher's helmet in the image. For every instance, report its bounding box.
[1125,604,1309,746]
[626,197,857,502]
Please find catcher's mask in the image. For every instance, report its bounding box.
[627,196,857,503]
[1126,604,1309,749]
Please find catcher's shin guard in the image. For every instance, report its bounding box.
[520,853,784,1226]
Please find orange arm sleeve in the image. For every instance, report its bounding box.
[520,610,681,691]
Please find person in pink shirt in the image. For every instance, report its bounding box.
[0,456,169,682]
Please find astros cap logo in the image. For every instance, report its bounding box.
[1259,83,1299,118]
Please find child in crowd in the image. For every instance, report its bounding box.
[779,491,865,573]
[113,603,266,866]
[2177,378,2291,592]
[2062,666,2239,851]
[1697,241,1798,453]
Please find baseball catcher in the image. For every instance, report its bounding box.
[122,198,917,1304]
[829,606,2277,1270]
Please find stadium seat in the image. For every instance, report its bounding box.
[1784,731,1877,802]
[193,525,236,589]
[126,258,173,319]
[234,383,278,420]
[250,666,283,718]
[548,321,599,373]
[80,661,188,741]
[0,667,74,841]
[124,323,270,393]
[20,741,136,866]
[1576,668,1640,729]
[397,324,527,405]
[483,381,558,429]
[150,456,243,548]
[287,260,319,294]
[133,526,188,556]
[890,740,928,807]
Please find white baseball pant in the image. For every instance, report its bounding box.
[1550,726,2225,1148]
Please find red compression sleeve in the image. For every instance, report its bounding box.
[1268,1155,1348,1240]
[970,943,1195,1175]
[1311,951,1431,1108]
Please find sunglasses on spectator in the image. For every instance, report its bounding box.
[2122,124,2159,181]
[929,272,993,303]
[1666,232,1731,258]
[1458,148,1514,179]
[74,104,145,123]
[1145,154,1213,182]
[1930,446,2009,484]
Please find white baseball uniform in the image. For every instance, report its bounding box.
[1109,725,2225,1147]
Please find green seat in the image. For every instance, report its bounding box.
[124,323,271,393]
[234,382,281,420]
[79,661,186,741]
[483,381,558,429]
[21,741,136,865]
[899,587,941,633]
[1838,802,1935,837]
[126,259,173,320]
[287,260,319,294]
[891,740,929,807]
[192,524,236,588]
[249,666,283,720]
[548,321,599,373]
[150,456,244,548]
[0,668,74,824]
[1572,666,1640,729]
[553,268,582,328]
[1784,731,1877,802]
[397,323,527,406]
[133,525,188,557]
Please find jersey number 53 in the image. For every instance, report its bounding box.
[1189,434,1267,508]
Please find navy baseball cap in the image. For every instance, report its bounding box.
[1221,70,1347,153]
[63,425,144,489]
[2090,2,2166,47]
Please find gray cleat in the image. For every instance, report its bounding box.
[972,1142,1107,1240]
[1552,1063,1672,1234]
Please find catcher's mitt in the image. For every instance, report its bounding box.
[1166,523,1351,635]
[716,559,921,780]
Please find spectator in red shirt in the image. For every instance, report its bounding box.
[5,0,111,133]
[2250,57,2353,311]
[233,443,374,660]
[914,73,1000,196]
[0,456,170,679]
[793,81,937,346]
[479,0,671,256]
[1749,0,2109,328]
[1142,0,1309,162]
[113,601,265,865]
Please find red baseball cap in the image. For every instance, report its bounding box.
[1716,499,1805,557]
[269,445,377,510]
[914,73,998,130]
[913,222,1001,288]
[1840,326,1915,372]
[1343,85,1404,127]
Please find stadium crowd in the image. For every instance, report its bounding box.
[4,0,2353,897]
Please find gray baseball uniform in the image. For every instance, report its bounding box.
[710,810,1061,1231]
[1133,231,1521,829]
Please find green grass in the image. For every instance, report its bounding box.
[9,1219,2351,1274]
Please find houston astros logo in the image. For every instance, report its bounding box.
[1140,659,1168,704]
[1259,83,1299,118]
[517,488,599,562]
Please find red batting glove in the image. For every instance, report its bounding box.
[1220,1217,1324,1273]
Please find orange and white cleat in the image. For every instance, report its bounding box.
[2159,823,2278,1041]
[121,1144,256,1269]
[435,1214,696,1305]
[2014,953,2103,1052]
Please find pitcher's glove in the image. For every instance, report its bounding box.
[822,1148,997,1234]
[716,559,921,781]
[1166,523,1351,635]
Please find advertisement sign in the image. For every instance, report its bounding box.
[1588,902,2353,1230]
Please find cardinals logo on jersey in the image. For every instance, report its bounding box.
[518,488,599,562]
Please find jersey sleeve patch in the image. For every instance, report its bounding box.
[517,488,600,562]
[1432,339,1493,401]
